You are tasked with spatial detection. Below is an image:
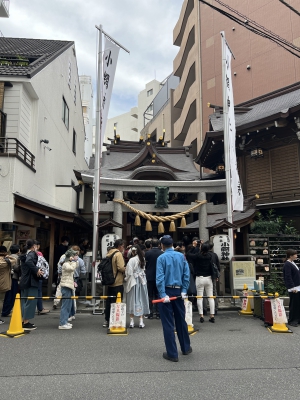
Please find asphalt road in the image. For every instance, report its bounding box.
[1,308,300,400]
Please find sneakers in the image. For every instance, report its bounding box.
[67,323,73,327]
[200,317,204,323]
[38,309,50,315]
[58,324,72,330]
[53,304,57,309]
[129,318,134,328]
[23,322,37,331]
[209,317,215,323]
[139,321,145,329]
[103,321,109,328]
[144,313,153,319]
[0,319,5,325]
[68,316,75,322]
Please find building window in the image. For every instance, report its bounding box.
[147,104,153,112]
[74,82,76,105]
[72,129,76,155]
[147,89,153,97]
[68,62,72,88]
[62,97,69,130]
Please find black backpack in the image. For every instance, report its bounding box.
[97,250,119,286]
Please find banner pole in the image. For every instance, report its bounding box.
[221,31,234,258]
[91,24,103,303]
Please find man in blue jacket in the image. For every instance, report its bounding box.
[156,235,191,362]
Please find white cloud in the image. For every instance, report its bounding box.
[0,0,183,117]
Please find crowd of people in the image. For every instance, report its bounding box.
[1,232,299,361]
[0,236,88,330]
[102,235,220,329]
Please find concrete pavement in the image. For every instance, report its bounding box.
[1,307,300,400]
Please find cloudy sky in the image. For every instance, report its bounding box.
[0,0,183,117]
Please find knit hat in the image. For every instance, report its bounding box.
[64,248,78,262]
[160,235,173,245]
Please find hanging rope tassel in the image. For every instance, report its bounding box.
[134,214,141,226]
[145,220,152,231]
[180,216,186,228]
[158,221,165,234]
[169,220,176,232]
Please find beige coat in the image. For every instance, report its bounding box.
[60,261,78,290]
[106,249,126,287]
[0,254,17,292]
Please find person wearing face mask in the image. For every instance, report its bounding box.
[58,249,79,330]
[53,236,70,285]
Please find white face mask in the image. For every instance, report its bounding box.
[65,242,69,246]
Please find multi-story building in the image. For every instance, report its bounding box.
[172,0,300,153]
[104,79,162,142]
[0,38,91,292]
[79,75,93,165]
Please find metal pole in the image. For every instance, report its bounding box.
[221,31,234,255]
[91,24,103,303]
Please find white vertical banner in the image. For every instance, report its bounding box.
[224,41,244,211]
[100,37,120,152]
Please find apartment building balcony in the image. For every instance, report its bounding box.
[173,24,195,78]
[0,0,10,17]
[173,0,194,47]
[131,119,138,132]
[0,137,36,172]
[174,84,197,142]
[173,46,197,109]
[131,106,138,118]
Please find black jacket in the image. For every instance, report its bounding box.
[19,251,39,290]
[209,251,220,271]
[145,247,163,281]
[186,251,213,277]
[283,260,300,289]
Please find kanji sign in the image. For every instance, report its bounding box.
[100,37,120,153]
[224,39,244,211]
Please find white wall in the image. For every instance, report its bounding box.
[103,79,162,142]
[137,79,162,134]
[0,44,87,224]
[105,110,136,142]
[79,75,93,165]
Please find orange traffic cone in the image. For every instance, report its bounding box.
[0,293,25,338]
[239,285,253,316]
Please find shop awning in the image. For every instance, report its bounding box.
[13,192,92,229]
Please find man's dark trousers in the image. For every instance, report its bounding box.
[147,280,159,314]
[104,285,124,323]
[158,287,190,359]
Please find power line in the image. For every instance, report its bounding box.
[198,0,300,59]
[279,0,300,17]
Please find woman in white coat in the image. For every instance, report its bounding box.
[125,245,150,328]
[59,249,79,330]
